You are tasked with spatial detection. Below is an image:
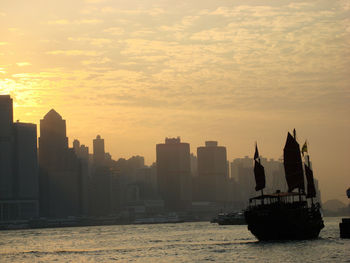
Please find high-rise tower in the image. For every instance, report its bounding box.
[0,95,39,220]
[156,137,192,211]
[39,109,81,217]
[197,141,228,202]
[0,95,14,199]
[93,135,105,166]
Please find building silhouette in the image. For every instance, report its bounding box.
[90,135,111,216]
[0,95,14,200]
[72,139,90,215]
[39,109,81,218]
[156,137,192,211]
[0,95,39,220]
[93,135,105,166]
[196,141,228,203]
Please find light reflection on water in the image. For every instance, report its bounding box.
[0,217,349,262]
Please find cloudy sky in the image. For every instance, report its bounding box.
[1,0,349,202]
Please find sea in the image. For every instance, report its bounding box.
[0,217,349,262]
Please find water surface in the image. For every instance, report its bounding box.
[0,217,349,262]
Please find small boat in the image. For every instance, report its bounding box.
[211,212,246,225]
[244,130,324,240]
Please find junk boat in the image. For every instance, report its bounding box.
[244,129,324,240]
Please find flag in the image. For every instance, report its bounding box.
[254,143,259,161]
[301,140,308,156]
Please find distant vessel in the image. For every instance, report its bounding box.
[211,212,246,225]
[244,130,324,240]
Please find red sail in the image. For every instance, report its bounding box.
[254,160,266,191]
[283,132,305,192]
[304,164,316,198]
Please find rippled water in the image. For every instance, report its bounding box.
[0,217,349,262]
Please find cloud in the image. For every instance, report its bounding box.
[48,19,103,25]
[100,7,164,16]
[16,62,32,67]
[48,19,70,25]
[81,57,111,65]
[68,37,113,47]
[85,0,108,3]
[46,50,101,56]
[103,27,124,35]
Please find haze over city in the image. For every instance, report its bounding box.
[0,0,349,204]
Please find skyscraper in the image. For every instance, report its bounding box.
[90,134,111,216]
[93,135,105,166]
[0,95,39,220]
[156,137,192,211]
[13,122,39,200]
[0,95,14,199]
[197,141,228,202]
[73,139,90,215]
[39,109,81,218]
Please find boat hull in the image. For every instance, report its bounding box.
[244,205,324,241]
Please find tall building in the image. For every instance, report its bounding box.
[197,141,228,202]
[39,109,81,218]
[156,137,192,211]
[0,95,39,220]
[89,135,111,216]
[230,156,255,208]
[72,139,90,215]
[0,95,14,199]
[93,135,105,166]
[13,122,39,200]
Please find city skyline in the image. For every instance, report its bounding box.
[1,0,349,205]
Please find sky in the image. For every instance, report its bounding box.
[0,0,349,203]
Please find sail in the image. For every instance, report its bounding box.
[254,160,266,191]
[304,164,316,198]
[283,132,305,192]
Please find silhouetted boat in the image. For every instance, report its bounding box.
[244,130,324,240]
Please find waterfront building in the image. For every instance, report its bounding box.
[156,137,192,211]
[89,135,111,216]
[73,139,90,215]
[0,95,39,220]
[0,95,14,200]
[93,135,105,166]
[197,141,228,203]
[39,109,81,218]
[230,156,255,208]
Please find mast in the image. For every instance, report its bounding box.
[283,130,305,200]
[294,130,302,202]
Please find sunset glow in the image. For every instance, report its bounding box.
[0,0,349,202]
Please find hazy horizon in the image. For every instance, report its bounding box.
[0,0,349,203]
